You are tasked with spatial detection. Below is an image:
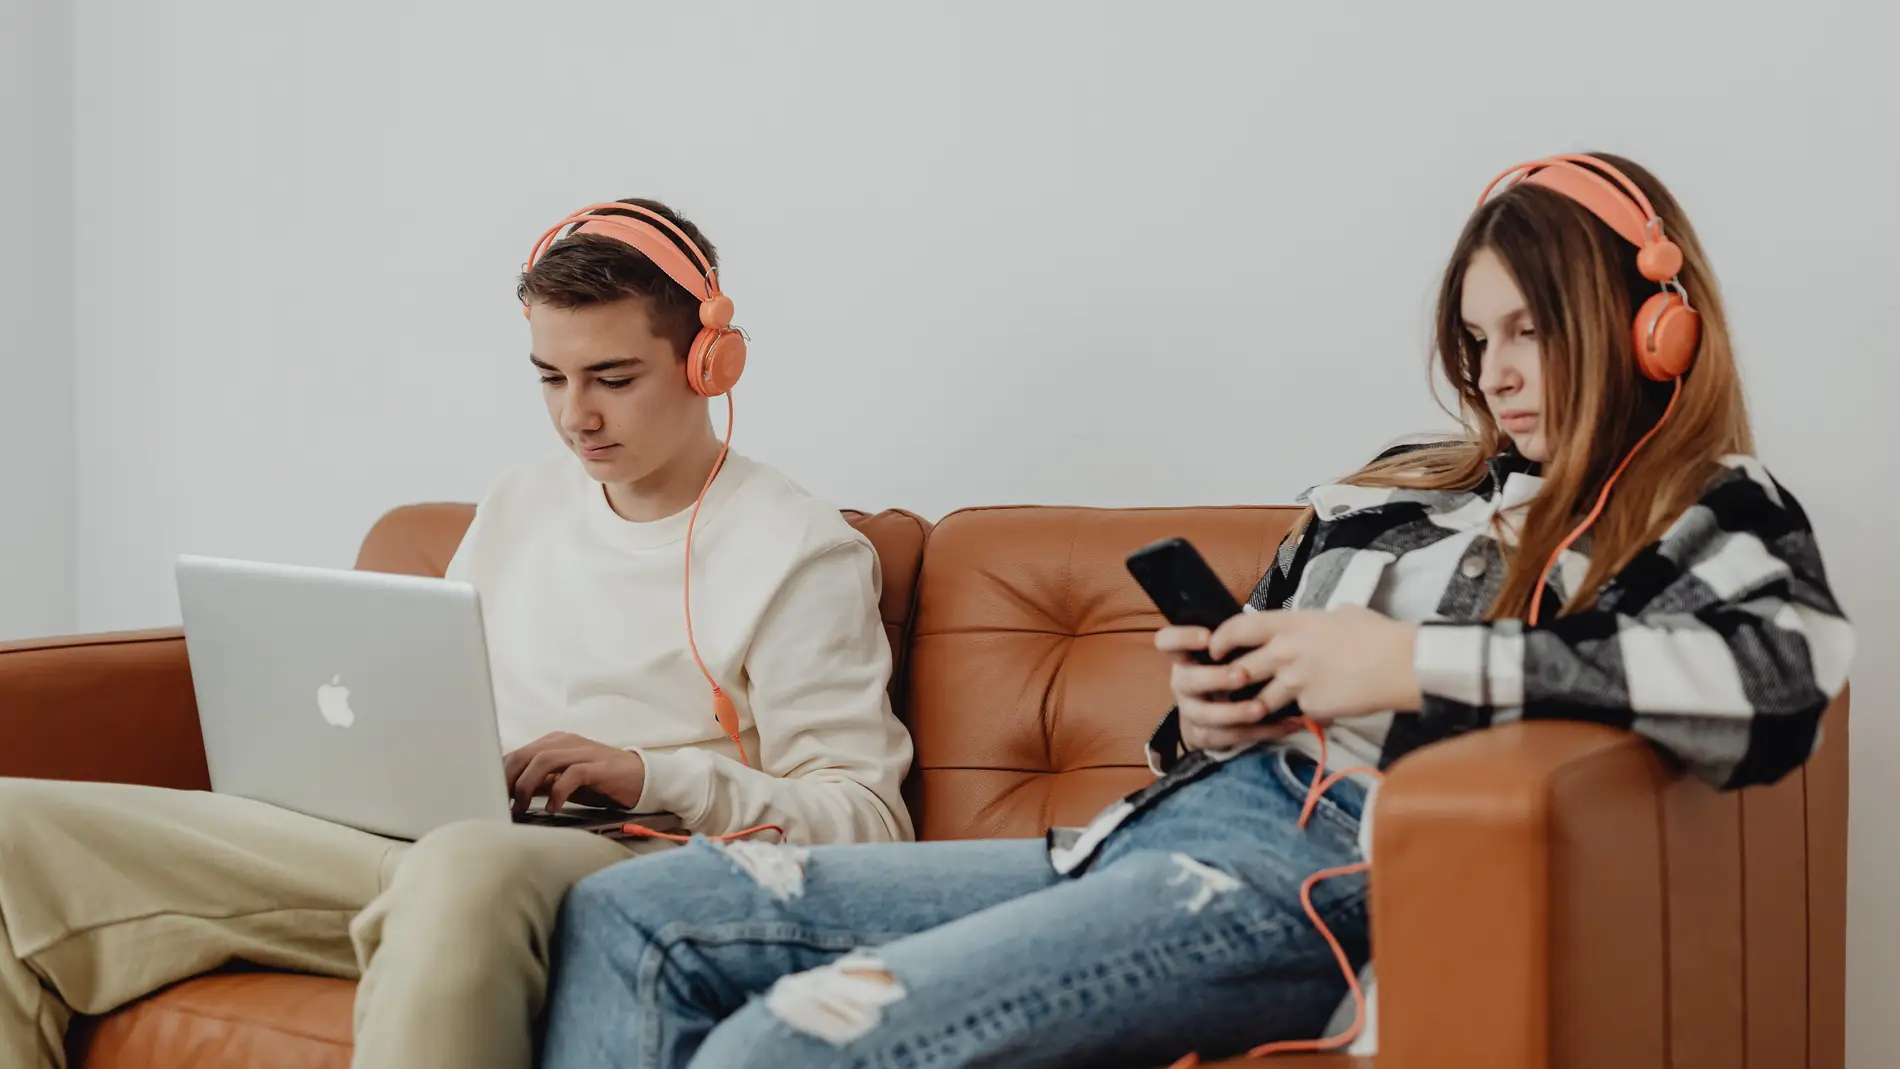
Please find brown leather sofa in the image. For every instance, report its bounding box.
[0,503,1848,1069]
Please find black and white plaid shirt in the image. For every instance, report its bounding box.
[1050,449,1854,875]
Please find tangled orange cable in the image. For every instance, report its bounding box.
[1166,720,1382,1067]
[616,821,784,844]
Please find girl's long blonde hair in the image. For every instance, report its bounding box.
[1338,153,1751,619]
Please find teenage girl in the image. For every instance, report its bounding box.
[534,153,1853,1069]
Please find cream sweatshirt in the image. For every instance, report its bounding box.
[444,451,914,845]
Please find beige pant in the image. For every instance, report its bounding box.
[0,777,649,1069]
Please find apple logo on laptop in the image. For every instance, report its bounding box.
[316,675,355,728]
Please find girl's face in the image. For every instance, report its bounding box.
[1461,248,1551,463]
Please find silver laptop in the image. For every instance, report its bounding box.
[175,555,676,842]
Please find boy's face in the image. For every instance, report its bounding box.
[528,297,704,488]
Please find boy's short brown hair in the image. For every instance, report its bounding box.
[516,198,718,360]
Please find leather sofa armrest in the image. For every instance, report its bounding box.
[1370,720,1672,1069]
[0,628,210,790]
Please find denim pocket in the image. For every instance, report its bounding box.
[1270,748,1365,838]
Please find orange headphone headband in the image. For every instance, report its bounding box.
[1478,154,1685,279]
[526,202,718,303]
[1477,153,1700,382]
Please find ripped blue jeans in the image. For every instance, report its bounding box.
[538,747,1368,1069]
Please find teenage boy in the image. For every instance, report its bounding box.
[0,199,914,1069]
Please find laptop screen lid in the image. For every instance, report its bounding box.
[176,555,513,840]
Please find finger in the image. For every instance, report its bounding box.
[501,733,563,787]
[1154,626,1212,654]
[1284,702,1343,724]
[1228,642,1286,684]
[1171,661,1253,700]
[1190,720,1283,751]
[501,747,534,790]
[1209,611,1286,661]
[545,764,596,813]
[1179,695,1273,730]
[1261,676,1298,715]
[1201,720,1306,750]
[510,760,542,812]
[513,750,579,811]
[528,750,584,791]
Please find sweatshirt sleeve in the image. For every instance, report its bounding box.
[632,539,916,844]
[1411,463,1853,789]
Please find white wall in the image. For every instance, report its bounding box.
[0,0,74,642]
[70,0,1899,1058]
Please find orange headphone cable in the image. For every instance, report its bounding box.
[618,821,784,844]
[683,393,748,767]
[1165,720,1382,1067]
[1528,376,1684,625]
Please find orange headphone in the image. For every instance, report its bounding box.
[524,202,749,397]
[1477,154,1700,626]
[1478,154,1701,381]
[524,202,752,766]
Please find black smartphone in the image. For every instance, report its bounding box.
[1125,536,1269,703]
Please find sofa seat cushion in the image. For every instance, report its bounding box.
[73,972,352,1069]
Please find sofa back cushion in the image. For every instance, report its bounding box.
[354,502,476,578]
[904,506,1301,842]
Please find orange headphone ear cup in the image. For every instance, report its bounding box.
[1633,292,1700,381]
[687,328,747,397]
